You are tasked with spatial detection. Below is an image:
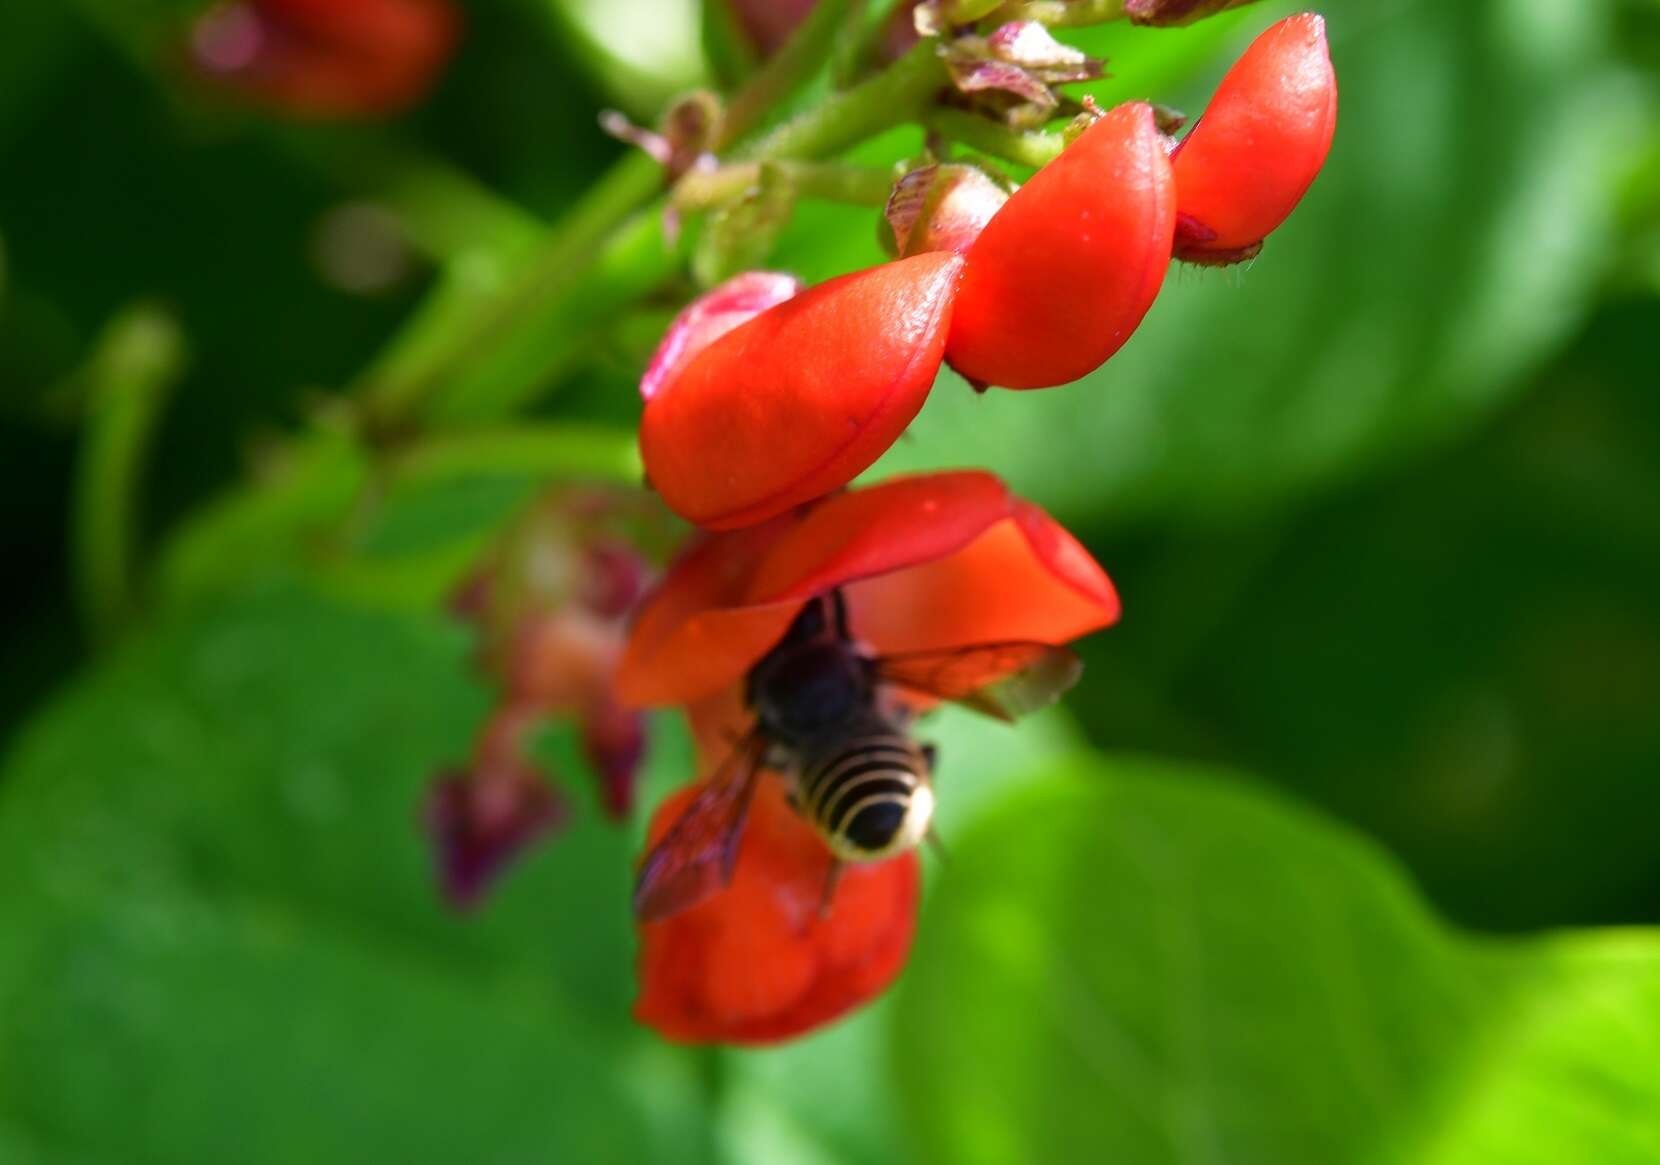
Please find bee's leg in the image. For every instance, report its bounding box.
[925,828,950,865]
[829,588,852,640]
[921,742,938,773]
[817,859,844,920]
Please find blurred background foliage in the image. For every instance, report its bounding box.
[2,0,1659,1161]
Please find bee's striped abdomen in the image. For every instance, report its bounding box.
[797,731,932,861]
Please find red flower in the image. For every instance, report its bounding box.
[191,0,460,119]
[638,255,963,530]
[618,470,1118,707]
[945,101,1177,390]
[1171,13,1338,264]
[634,776,919,1044]
[623,472,1117,1043]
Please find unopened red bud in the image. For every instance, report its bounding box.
[946,101,1175,390]
[1124,0,1261,27]
[1171,13,1336,264]
[640,253,963,529]
[886,164,1010,258]
[640,271,803,404]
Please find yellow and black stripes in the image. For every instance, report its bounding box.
[797,731,928,861]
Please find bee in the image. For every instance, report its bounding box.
[633,588,1082,921]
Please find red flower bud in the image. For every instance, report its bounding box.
[639,254,964,530]
[191,0,460,119]
[634,774,918,1044]
[1171,13,1337,264]
[946,102,1176,390]
[886,164,1010,258]
[640,271,803,405]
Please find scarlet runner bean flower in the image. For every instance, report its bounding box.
[620,471,1119,1042]
[638,255,964,531]
[944,101,1177,390]
[191,0,460,119]
[1170,13,1338,264]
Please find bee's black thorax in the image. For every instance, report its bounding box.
[744,593,932,862]
[745,593,876,749]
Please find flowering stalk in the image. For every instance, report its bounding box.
[923,107,1066,168]
[70,305,188,644]
[357,41,951,433]
[673,160,899,212]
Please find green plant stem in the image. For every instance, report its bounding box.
[1001,0,1128,27]
[675,160,897,210]
[736,39,947,161]
[718,0,862,148]
[355,151,664,431]
[834,0,911,87]
[385,424,642,490]
[71,304,187,644]
[385,40,949,428]
[421,209,682,426]
[925,107,1066,168]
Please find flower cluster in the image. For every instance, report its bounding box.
[614,11,1336,1045]
[425,488,670,909]
[641,14,1336,530]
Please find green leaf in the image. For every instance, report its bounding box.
[1065,302,1660,930]
[874,0,1632,526]
[0,585,713,1164]
[894,757,1660,1164]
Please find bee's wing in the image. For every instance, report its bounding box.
[874,642,1082,722]
[632,732,766,922]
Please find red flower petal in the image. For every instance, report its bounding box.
[616,471,1118,705]
[639,253,964,530]
[1171,13,1337,261]
[634,776,918,1045]
[946,101,1176,390]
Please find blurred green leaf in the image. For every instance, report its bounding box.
[152,426,370,613]
[895,758,1660,1164]
[0,585,713,1164]
[1068,298,1660,930]
[874,0,1633,527]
